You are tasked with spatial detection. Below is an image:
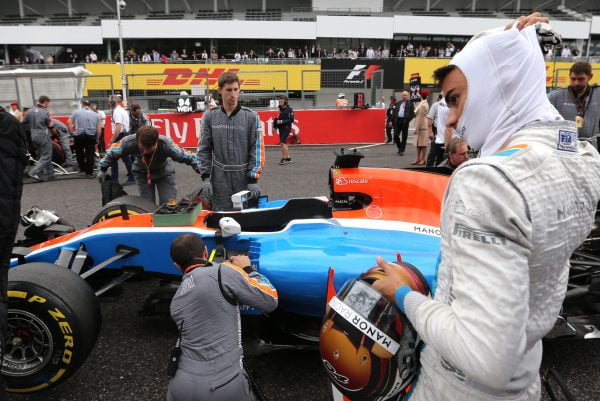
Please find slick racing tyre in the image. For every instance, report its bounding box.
[51,140,65,166]
[6,263,101,392]
[92,195,159,224]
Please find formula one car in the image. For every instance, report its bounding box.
[7,151,600,393]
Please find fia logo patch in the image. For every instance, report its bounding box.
[557,130,578,153]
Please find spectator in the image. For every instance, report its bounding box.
[180,48,188,61]
[287,48,295,58]
[277,48,285,59]
[561,45,571,58]
[37,53,45,64]
[70,53,79,63]
[89,51,98,62]
[46,54,54,64]
[249,50,257,59]
[241,51,249,60]
[142,52,151,62]
[265,47,275,58]
[393,90,415,156]
[107,94,134,184]
[91,103,106,156]
[358,43,366,57]
[336,93,348,108]
[412,89,430,165]
[234,51,241,61]
[366,46,375,58]
[160,54,168,64]
[444,42,455,57]
[171,49,179,61]
[437,138,469,170]
[152,49,160,62]
[385,96,396,144]
[191,50,198,60]
[24,56,32,64]
[426,94,446,167]
[8,102,22,122]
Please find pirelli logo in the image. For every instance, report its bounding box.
[328,296,400,354]
[452,223,507,246]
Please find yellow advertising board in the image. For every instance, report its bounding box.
[84,63,320,91]
[404,58,600,88]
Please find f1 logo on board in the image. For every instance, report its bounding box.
[343,65,381,84]
[148,68,261,87]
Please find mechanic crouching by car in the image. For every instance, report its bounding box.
[167,234,278,401]
[98,126,202,205]
[372,14,600,401]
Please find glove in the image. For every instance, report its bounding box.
[97,170,107,183]
[247,182,260,199]
[200,177,213,200]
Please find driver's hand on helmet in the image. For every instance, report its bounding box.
[372,256,419,304]
[505,11,549,31]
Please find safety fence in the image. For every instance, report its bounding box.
[0,78,19,108]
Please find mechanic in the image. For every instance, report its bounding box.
[167,234,278,401]
[197,71,264,210]
[107,94,135,186]
[91,103,106,156]
[98,126,202,205]
[68,100,101,178]
[373,13,600,401]
[335,93,348,108]
[23,95,54,182]
[51,118,75,169]
[437,138,469,170]
[548,61,600,149]
[0,106,27,400]
[274,95,294,165]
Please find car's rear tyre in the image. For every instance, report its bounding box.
[91,195,158,224]
[5,263,101,392]
[51,140,65,166]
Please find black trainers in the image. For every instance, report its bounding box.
[285,158,292,163]
[279,158,286,165]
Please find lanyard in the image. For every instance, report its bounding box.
[183,261,209,274]
[139,150,156,185]
[570,86,594,116]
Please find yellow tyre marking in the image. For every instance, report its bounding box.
[7,291,27,299]
[7,383,49,393]
[50,368,66,383]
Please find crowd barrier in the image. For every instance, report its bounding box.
[58,108,386,148]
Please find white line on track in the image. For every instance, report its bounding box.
[346,143,386,151]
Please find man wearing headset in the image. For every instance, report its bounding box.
[167,234,278,401]
[273,95,294,165]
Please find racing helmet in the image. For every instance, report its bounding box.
[338,93,346,99]
[320,261,429,401]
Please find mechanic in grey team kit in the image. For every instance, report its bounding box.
[98,126,202,205]
[197,71,264,210]
[167,234,278,401]
[373,13,600,401]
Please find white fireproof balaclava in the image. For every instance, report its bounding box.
[449,25,562,156]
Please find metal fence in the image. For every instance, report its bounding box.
[30,75,114,114]
[0,78,19,107]
[301,69,371,108]
[370,69,384,106]
[237,69,289,109]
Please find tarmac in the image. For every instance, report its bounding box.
[15,141,600,401]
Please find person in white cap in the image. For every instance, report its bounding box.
[373,12,600,401]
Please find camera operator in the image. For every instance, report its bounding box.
[167,234,278,401]
[273,96,294,165]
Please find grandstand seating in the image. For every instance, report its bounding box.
[411,8,450,16]
[1,14,40,25]
[147,10,185,20]
[246,8,282,21]
[195,9,233,20]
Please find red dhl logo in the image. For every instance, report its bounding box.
[545,66,567,85]
[146,68,260,86]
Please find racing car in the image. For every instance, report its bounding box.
[7,151,600,393]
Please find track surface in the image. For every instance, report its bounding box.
[15,142,600,401]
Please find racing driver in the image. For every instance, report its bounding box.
[373,13,600,401]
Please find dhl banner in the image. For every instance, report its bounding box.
[68,108,386,148]
[84,63,321,91]
[403,58,600,87]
